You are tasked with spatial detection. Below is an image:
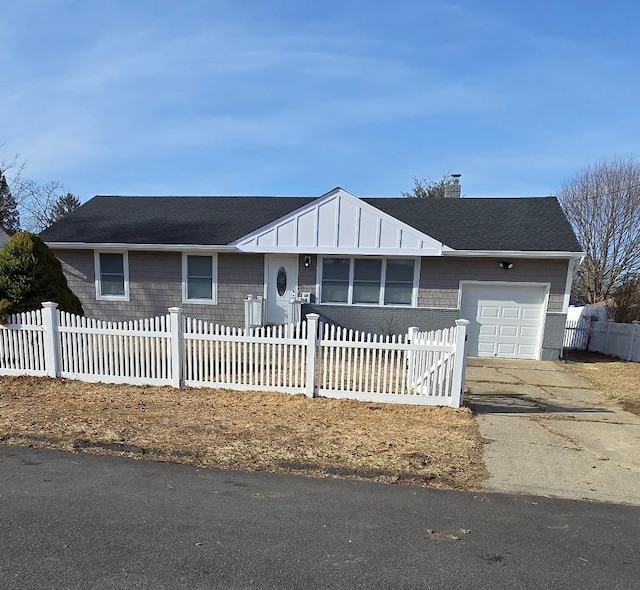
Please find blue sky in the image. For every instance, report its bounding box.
[1,0,639,200]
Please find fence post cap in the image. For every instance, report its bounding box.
[455,319,470,326]
[305,313,320,320]
[168,307,182,313]
[41,301,59,309]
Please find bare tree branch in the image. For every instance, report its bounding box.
[558,157,640,304]
[1,149,75,232]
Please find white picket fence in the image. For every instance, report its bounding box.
[0,302,469,406]
[564,318,640,362]
[316,324,464,403]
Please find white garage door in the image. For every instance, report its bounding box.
[459,284,547,360]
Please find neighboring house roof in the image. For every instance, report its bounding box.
[40,188,583,253]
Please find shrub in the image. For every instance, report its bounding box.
[0,232,83,323]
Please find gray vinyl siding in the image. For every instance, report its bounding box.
[54,250,570,359]
[417,258,568,312]
[541,313,568,360]
[54,249,263,325]
[298,254,318,300]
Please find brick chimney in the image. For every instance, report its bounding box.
[444,173,461,198]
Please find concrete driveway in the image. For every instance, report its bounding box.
[465,358,640,505]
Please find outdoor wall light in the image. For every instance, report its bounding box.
[499,261,514,270]
[304,256,312,268]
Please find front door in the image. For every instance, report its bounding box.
[265,255,299,324]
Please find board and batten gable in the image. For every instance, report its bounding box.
[234,188,449,256]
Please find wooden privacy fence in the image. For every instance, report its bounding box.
[0,302,469,407]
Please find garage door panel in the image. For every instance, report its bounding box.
[479,325,498,336]
[479,306,499,319]
[522,308,541,320]
[520,326,539,338]
[499,325,518,337]
[517,344,537,356]
[459,284,547,360]
[497,343,517,356]
[477,342,497,356]
[501,308,520,320]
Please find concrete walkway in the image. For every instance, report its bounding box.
[465,358,640,505]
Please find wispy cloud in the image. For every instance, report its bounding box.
[1,0,640,198]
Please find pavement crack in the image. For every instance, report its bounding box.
[529,417,584,451]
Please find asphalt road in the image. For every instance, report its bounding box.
[0,445,638,590]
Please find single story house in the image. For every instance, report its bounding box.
[40,186,584,360]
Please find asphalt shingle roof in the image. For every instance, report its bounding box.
[39,194,583,253]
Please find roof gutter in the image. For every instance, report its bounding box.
[44,242,238,252]
[442,250,585,259]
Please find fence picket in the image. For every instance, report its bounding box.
[0,304,466,405]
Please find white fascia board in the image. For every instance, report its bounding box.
[238,246,444,256]
[442,250,586,259]
[45,242,236,252]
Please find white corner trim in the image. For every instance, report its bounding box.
[562,259,575,314]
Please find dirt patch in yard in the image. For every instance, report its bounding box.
[0,377,486,489]
[563,351,640,416]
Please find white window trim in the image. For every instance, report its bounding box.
[95,250,130,301]
[316,256,420,307]
[182,252,218,304]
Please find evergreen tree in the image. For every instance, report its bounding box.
[402,175,450,199]
[0,232,83,322]
[0,171,20,233]
[47,192,81,225]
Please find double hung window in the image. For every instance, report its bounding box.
[183,254,217,303]
[96,251,129,300]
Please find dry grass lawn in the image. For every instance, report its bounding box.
[563,351,640,416]
[0,377,486,489]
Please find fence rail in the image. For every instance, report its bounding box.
[0,303,469,406]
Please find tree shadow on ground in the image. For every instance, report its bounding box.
[465,392,613,415]
[562,351,622,364]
